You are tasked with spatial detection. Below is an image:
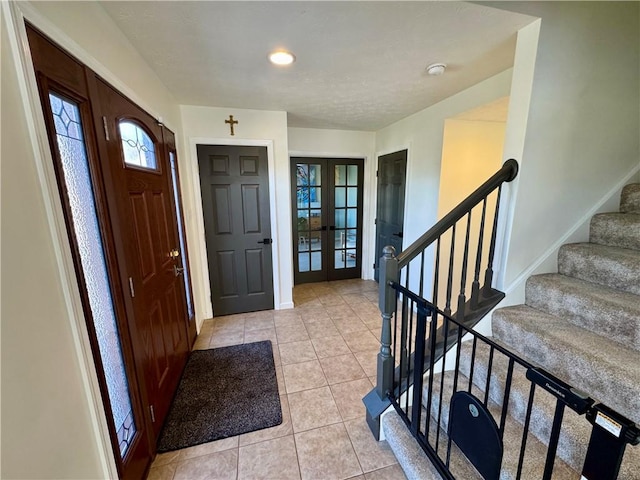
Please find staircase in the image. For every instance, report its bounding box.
[383,183,640,479]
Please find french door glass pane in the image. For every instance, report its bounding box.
[296,163,323,275]
[49,92,136,458]
[169,153,193,320]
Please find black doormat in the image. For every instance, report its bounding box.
[156,340,282,452]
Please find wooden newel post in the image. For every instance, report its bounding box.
[377,245,398,399]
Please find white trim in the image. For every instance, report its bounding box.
[4,2,116,477]
[188,137,280,324]
[504,163,640,295]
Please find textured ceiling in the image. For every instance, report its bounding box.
[100,1,536,131]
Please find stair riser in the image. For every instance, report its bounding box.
[558,244,640,295]
[590,214,640,250]
[621,184,640,214]
[492,310,640,425]
[525,275,640,351]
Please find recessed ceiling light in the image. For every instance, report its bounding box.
[269,50,296,66]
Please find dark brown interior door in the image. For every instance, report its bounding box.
[95,79,190,437]
[196,144,275,316]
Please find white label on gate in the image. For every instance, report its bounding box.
[595,411,622,438]
[581,476,589,480]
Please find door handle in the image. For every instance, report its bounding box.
[392,231,403,238]
[329,226,336,231]
[173,265,184,276]
[257,238,273,245]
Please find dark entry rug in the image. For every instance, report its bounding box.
[156,340,282,452]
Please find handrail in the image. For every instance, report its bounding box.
[397,158,517,268]
[364,158,519,441]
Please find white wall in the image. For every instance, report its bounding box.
[375,69,513,290]
[484,1,640,293]
[288,127,376,279]
[2,2,184,478]
[180,106,293,322]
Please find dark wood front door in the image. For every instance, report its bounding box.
[197,145,274,316]
[291,157,365,284]
[95,80,190,437]
[374,150,407,281]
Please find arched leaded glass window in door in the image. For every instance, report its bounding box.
[119,120,157,170]
[49,92,137,458]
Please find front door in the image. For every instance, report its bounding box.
[197,145,274,316]
[96,80,191,437]
[374,150,407,281]
[291,157,364,284]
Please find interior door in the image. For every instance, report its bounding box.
[292,158,364,284]
[374,150,407,281]
[95,79,190,438]
[197,144,274,316]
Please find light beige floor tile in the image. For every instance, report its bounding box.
[276,323,310,344]
[239,394,293,446]
[325,304,356,319]
[152,450,182,467]
[276,365,286,394]
[295,423,363,480]
[342,330,380,353]
[353,350,378,377]
[312,335,352,359]
[364,464,407,479]
[238,435,301,479]
[279,340,317,365]
[272,346,281,366]
[319,354,367,385]
[179,436,238,460]
[173,449,237,480]
[330,378,373,421]
[243,327,277,345]
[305,320,341,339]
[295,297,323,308]
[245,310,274,320]
[192,336,211,350]
[318,294,347,307]
[342,293,372,305]
[282,359,327,393]
[212,320,245,334]
[274,311,304,327]
[344,418,397,473]
[333,317,370,335]
[288,386,342,432]
[244,315,275,331]
[147,463,177,480]
[210,330,244,348]
[299,309,331,323]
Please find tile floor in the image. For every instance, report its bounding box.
[148,279,407,480]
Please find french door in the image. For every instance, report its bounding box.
[291,158,364,284]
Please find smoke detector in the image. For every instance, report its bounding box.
[426,63,447,76]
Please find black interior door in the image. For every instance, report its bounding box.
[292,158,364,284]
[374,150,407,282]
[197,144,274,316]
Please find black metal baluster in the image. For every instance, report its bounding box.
[457,212,472,324]
[425,307,439,445]
[435,313,451,454]
[411,303,428,436]
[433,237,441,308]
[484,346,495,405]
[499,359,515,438]
[471,198,487,309]
[419,251,425,298]
[468,337,478,392]
[516,383,537,480]
[445,226,456,317]
[542,401,565,480]
[483,187,502,295]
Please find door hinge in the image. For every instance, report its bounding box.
[102,116,109,141]
[128,277,135,298]
[149,405,155,423]
[373,263,376,269]
[376,170,378,177]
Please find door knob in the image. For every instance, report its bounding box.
[257,238,273,245]
[169,248,180,258]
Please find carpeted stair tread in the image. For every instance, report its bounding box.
[590,212,640,250]
[621,183,640,214]
[558,243,640,295]
[454,341,640,478]
[493,305,640,425]
[419,370,579,479]
[525,273,640,351]
[383,409,481,480]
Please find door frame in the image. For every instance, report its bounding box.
[188,137,280,319]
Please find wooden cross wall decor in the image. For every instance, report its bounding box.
[225,115,238,136]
